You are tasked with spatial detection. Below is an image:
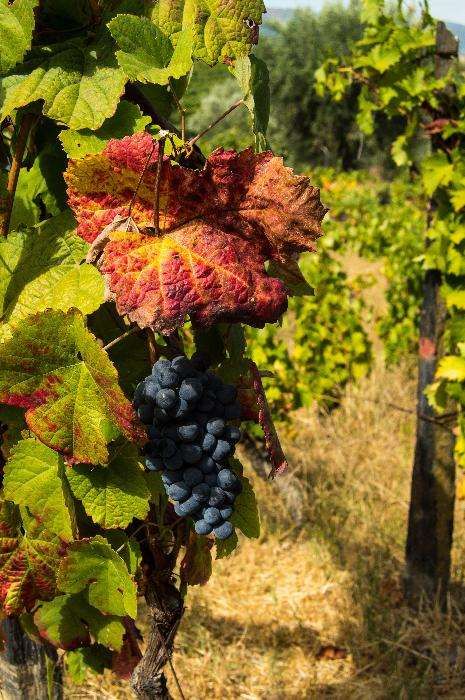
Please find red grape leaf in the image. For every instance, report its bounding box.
[65,133,326,332]
[0,309,146,465]
[0,501,62,615]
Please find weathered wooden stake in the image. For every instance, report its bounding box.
[0,618,63,700]
[404,22,459,608]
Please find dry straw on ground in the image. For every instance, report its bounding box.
[73,359,465,700]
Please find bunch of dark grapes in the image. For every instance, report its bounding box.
[134,355,243,540]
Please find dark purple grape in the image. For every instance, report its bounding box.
[178,423,200,442]
[206,419,225,437]
[203,507,222,525]
[148,425,162,440]
[163,451,183,470]
[156,389,177,410]
[201,432,216,453]
[198,396,215,412]
[161,439,177,459]
[176,496,201,516]
[181,444,202,464]
[195,519,213,535]
[224,426,241,444]
[168,482,191,502]
[179,378,203,404]
[214,521,234,540]
[217,469,240,492]
[220,506,233,519]
[199,456,215,474]
[174,398,190,419]
[212,440,233,462]
[143,378,160,402]
[159,369,179,389]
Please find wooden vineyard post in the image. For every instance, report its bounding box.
[404,22,459,608]
[0,611,63,699]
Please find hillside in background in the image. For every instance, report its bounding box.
[265,8,465,53]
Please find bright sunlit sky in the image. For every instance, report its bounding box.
[265,0,465,24]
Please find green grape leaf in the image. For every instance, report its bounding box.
[60,101,151,159]
[230,475,260,539]
[0,309,146,465]
[57,535,137,618]
[215,530,238,559]
[108,15,194,85]
[105,530,141,575]
[0,37,127,130]
[180,532,212,586]
[150,0,265,65]
[421,153,454,197]
[66,645,113,684]
[232,54,270,151]
[35,592,125,651]
[67,443,150,529]
[0,212,104,327]
[0,404,27,458]
[0,500,62,615]
[11,141,67,230]
[0,0,38,74]
[3,438,75,542]
[437,356,465,382]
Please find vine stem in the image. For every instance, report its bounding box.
[187,99,244,149]
[169,79,186,142]
[1,113,36,238]
[153,137,166,233]
[102,325,141,352]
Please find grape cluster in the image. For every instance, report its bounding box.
[134,355,243,540]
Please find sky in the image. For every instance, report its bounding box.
[264,0,465,24]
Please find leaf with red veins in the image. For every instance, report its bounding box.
[0,501,62,616]
[0,310,145,465]
[65,132,327,331]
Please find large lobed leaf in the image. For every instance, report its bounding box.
[0,309,145,465]
[0,501,62,615]
[0,0,38,74]
[0,212,104,327]
[57,535,137,619]
[3,438,75,542]
[149,0,266,64]
[66,132,326,332]
[0,37,126,130]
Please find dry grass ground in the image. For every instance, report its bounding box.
[76,358,465,700]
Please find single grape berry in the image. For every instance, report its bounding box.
[178,423,200,442]
[206,418,225,437]
[168,482,191,502]
[201,432,216,453]
[204,472,218,487]
[156,389,177,410]
[199,456,215,474]
[181,444,203,464]
[217,468,240,492]
[214,521,234,540]
[159,369,179,389]
[217,385,237,405]
[203,507,222,525]
[220,506,233,519]
[143,378,159,402]
[163,451,184,470]
[195,519,213,536]
[212,440,233,462]
[161,439,177,459]
[176,496,201,516]
[179,378,203,404]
